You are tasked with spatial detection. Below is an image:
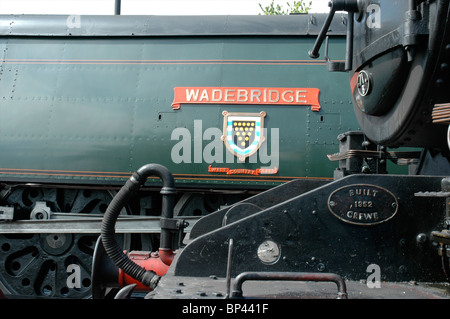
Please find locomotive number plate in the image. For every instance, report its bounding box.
[327,184,398,225]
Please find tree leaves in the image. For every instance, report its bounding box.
[259,0,312,15]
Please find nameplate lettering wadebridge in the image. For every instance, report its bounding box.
[327,184,398,225]
[171,87,321,111]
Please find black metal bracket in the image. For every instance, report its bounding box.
[160,217,188,231]
[160,217,189,248]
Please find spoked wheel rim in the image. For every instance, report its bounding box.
[0,233,97,298]
[0,186,130,298]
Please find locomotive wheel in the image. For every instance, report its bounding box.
[0,186,130,298]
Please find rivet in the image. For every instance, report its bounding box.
[317,263,325,272]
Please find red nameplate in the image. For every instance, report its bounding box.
[172,87,321,111]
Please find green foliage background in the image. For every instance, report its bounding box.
[259,0,312,15]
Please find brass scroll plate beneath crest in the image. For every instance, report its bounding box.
[327,184,398,226]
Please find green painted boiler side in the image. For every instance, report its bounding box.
[0,14,361,189]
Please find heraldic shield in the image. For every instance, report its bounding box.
[222,111,266,161]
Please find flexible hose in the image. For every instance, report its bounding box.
[101,164,176,288]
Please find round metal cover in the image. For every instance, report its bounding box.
[328,184,398,226]
[257,240,281,265]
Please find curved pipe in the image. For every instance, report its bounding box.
[101,164,176,288]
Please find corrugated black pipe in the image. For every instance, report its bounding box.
[101,164,176,288]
